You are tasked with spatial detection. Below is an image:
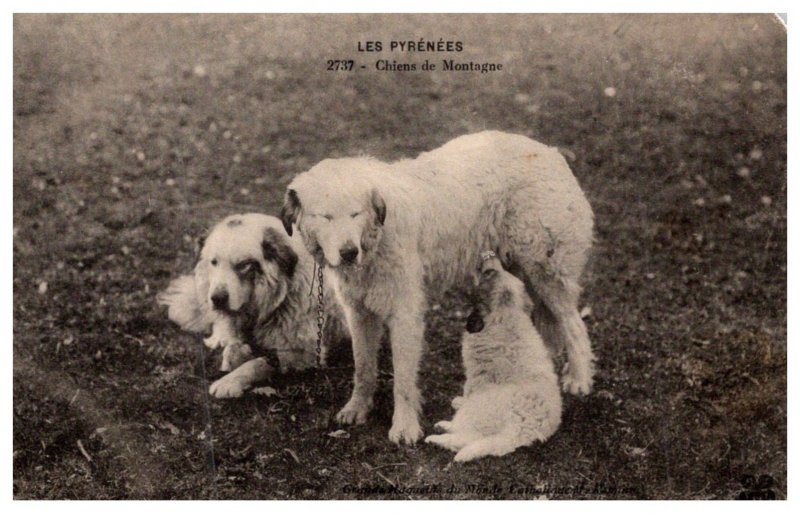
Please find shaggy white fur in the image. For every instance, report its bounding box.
[157,213,343,398]
[425,256,562,462]
[282,131,594,444]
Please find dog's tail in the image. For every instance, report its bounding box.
[157,275,212,333]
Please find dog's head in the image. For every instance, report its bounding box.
[281,159,386,269]
[194,214,299,320]
[465,255,533,334]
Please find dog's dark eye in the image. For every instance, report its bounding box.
[210,258,219,267]
[235,260,261,275]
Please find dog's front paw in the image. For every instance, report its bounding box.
[389,409,423,445]
[203,333,224,349]
[209,374,248,399]
[434,420,453,432]
[562,362,594,395]
[451,396,465,409]
[336,397,372,425]
[220,342,253,372]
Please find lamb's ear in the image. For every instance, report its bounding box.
[280,189,301,236]
[262,227,299,277]
[371,188,386,226]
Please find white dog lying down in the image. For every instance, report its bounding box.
[158,213,344,398]
[425,255,562,462]
[281,130,593,444]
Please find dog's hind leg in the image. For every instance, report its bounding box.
[533,279,594,395]
[453,431,523,462]
[425,431,482,452]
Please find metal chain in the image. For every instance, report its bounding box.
[315,264,325,368]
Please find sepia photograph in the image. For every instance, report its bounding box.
[12,12,787,499]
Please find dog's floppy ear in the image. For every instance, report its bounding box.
[193,232,207,262]
[370,188,386,226]
[280,189,301,236]
[262,227,299,277]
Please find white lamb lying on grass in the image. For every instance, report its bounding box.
[425,255,562,462]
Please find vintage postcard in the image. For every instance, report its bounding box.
[12,12,787,500]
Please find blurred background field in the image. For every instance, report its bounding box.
[13,14,786,499]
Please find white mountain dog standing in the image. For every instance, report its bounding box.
[281,131,594,444]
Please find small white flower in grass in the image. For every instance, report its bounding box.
[252,386,278,397]
[37,281,48,294]
[514,93,530,104]
[737,166,751,179]
[328,430,350,439]
[223,130,232,140]
[121,246,131,256]
[749,148,763,161]
[719,194,732,204]
[752,80,763,92]
[761,195,772,206]
[264,70,276,80]
[739,66,749,77]
[603,86,617,98]
[193,65,207,78]
[624,445,648,457]
[165,178,176,186]
[239,188,250,196]
[261,145,271,154]
[693,198,706,207]
[645,273,655,280]
[233,154,242,164]
[136,151,145,162]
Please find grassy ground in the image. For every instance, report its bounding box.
[13,14,786,499]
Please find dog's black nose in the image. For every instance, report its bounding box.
[211,291,229,310]
[340,246,359,264]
